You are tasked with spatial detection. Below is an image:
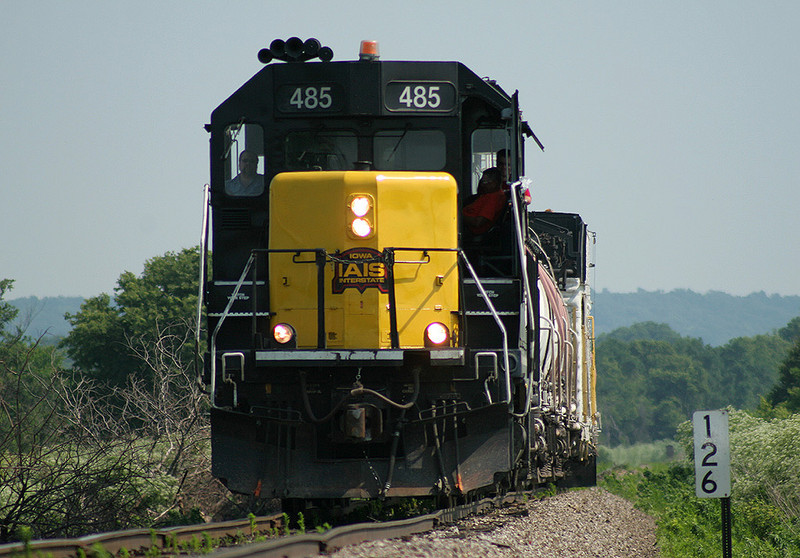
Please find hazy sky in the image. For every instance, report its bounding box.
[3,1,799,299]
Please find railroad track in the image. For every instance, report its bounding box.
[0,514,284,558]
[0,491,535,558]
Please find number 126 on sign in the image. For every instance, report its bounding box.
[693,410,731,498]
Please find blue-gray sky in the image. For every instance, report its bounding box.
[2,1,799,298]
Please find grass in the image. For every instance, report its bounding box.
[599,445,800,557]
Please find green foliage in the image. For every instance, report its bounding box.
[599,321,683,343]
[282,513,290,536]
[61,247,202,388]
[90,542,113,558]
[598,321,792,445]
[15,525,32,544]
[599,439,681,469]
[718,335,791,409]
[779,317,800,344]
[721,411,800,522]
[0,279,20,335]
[0,279,68,454]
[607,410,800,557]
[769,340,800,412]
[1,268,214,544]
[202,532,215,552]
[603,464,799,557]
[157,507,206,527]
[536,483,557,499]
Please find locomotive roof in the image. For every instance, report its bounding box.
[211,57,513,123]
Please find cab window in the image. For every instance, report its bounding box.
[224,123,265,197]
[373,130,446,171]
[285,131,357,170]
[470,128,509,194]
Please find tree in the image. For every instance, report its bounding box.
[1,271,227,543]
[596,328,716,445]
[768,340,800,412]
[0,279,65,450]
[0,279,17,336]
[596,321,791,445]
[717,335,790,409]
[598,321,683,344]
[61,247,202,388]
[778,316,800,344]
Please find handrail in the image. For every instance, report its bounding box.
[538,314,558,411]
[587,314,599,428]
[457,251,512,407]
[195,185,210,383]
[509,180,538,418]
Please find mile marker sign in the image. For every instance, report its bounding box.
[693,410,731,498]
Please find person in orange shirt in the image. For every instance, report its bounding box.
[496,149,531,204]
[463,167,507,235]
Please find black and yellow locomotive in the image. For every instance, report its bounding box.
[201,38,599,505]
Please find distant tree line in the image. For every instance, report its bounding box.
[593,289,800,346]
[597,319,800,445]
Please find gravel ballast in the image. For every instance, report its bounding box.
[324,487,659,557]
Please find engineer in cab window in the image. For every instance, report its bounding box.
[463,167,507,235]
[225,150,264,196]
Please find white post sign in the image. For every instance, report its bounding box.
[693,410,731,498]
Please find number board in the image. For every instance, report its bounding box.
[276,84,344,113]
[384,81,456,112]
[693,410,731,498]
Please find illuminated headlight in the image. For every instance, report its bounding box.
[425,322,450,346]
[273,323,296,345]
[350,196,371,217]
[347,194,374,239]
[351,218,372,237]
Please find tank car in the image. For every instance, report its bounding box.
[199,38,599,507]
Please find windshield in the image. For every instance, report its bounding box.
[373,129,446,171]
[285,131,357,170]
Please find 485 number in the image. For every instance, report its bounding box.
[289,86,333,110]
[397,85,441,109]
[277,84,341,113]
[385,81,456,112]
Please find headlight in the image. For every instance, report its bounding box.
[425,322,450,346]
[273,323,296,345]
[350,196,371,217]
[351,218,372,237]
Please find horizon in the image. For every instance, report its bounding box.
[9,287,800,303]
[9,289,799,350]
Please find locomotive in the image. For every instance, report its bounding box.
[200,38,599,507]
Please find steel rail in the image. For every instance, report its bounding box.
[0,514,284,558]
[0,491,539,558]
[210,490,534,558]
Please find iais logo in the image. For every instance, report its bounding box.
[332,248,388,294]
